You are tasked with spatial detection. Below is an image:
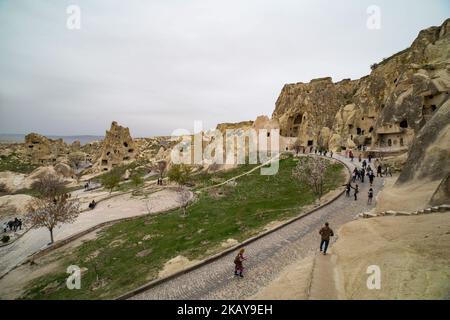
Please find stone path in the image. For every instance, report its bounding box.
[131,155,384,300]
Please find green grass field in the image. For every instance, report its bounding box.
[21,155,345,299]
[0,154,37,174]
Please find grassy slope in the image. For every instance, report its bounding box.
[0,154,37,174]
[21,156,345,299]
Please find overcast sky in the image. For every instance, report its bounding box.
[0,0,449,137]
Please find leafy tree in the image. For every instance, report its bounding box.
[100,168,122,193]
[167,164,193,188]
[131,174,144,188]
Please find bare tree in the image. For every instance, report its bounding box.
[292,156,329,201]
[0,182,9,194]
[31,173,66,198]
[176,188,191,216]
[26,173,80,244]
[156,160,167,180]
[68,152,86,170]
[293,138,303,155]
[26,193,80,244]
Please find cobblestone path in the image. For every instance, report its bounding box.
[131,155,384,300]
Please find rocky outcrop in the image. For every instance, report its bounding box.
[25,133,68,165]
[216,120,254,133]
[430,174,450,206]
[397,100,450,184]
[273,77,359,148]
[272,18,450,156]
[95,122,137,172]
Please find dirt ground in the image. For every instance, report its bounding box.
[333,213,450,299]
[250,256,314,300]
[375,175,442,213]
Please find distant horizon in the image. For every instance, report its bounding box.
[1,1,449,137]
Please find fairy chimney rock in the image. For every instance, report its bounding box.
[97,121,137,171]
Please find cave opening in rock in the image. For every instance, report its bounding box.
[388,139,392,147]
[357,128,362,135]
[124,142,128,148]
[102,159,108,166]
[431,105,437,111]
[307,140,313,146]
[369,127,374,133]
[128,149,134,153]
[399,120,408,128]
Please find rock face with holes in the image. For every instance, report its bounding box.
[272,18,450,156]
[95,121,137,172]
[25,133,69,165]
[273,77,359,149]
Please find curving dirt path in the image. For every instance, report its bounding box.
[130,154,384,300]
[0,187,190,277]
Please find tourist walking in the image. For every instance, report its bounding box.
[384,166,392,177]
[234,248,246,278]
[343,183,352,197]
[319,222,334,255]
[377,165,383,177]
[368,188,374,204]
[368,171,375,186]
[351,184,359,201]
[362,159,367,169]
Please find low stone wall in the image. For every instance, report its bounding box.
[358,204,450,219]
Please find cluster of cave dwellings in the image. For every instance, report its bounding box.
[27,139,64,165]
[281,113,306,137]
[422,92,446,120]
[347,114,377,151]
[376,120,409,149]
[100,140,135,171]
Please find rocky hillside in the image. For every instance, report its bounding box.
[272,18,450,156]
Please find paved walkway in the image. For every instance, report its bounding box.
[131,155,384,300]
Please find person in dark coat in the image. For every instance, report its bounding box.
[368,188,374,204]
[319,222,334,255]
[351,184,359,200]
[377,165,383,177]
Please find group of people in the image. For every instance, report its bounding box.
[2,217,23,233]
[88,200,97,210]
[314,149,333,158]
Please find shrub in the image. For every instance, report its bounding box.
[2,235,10,243]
